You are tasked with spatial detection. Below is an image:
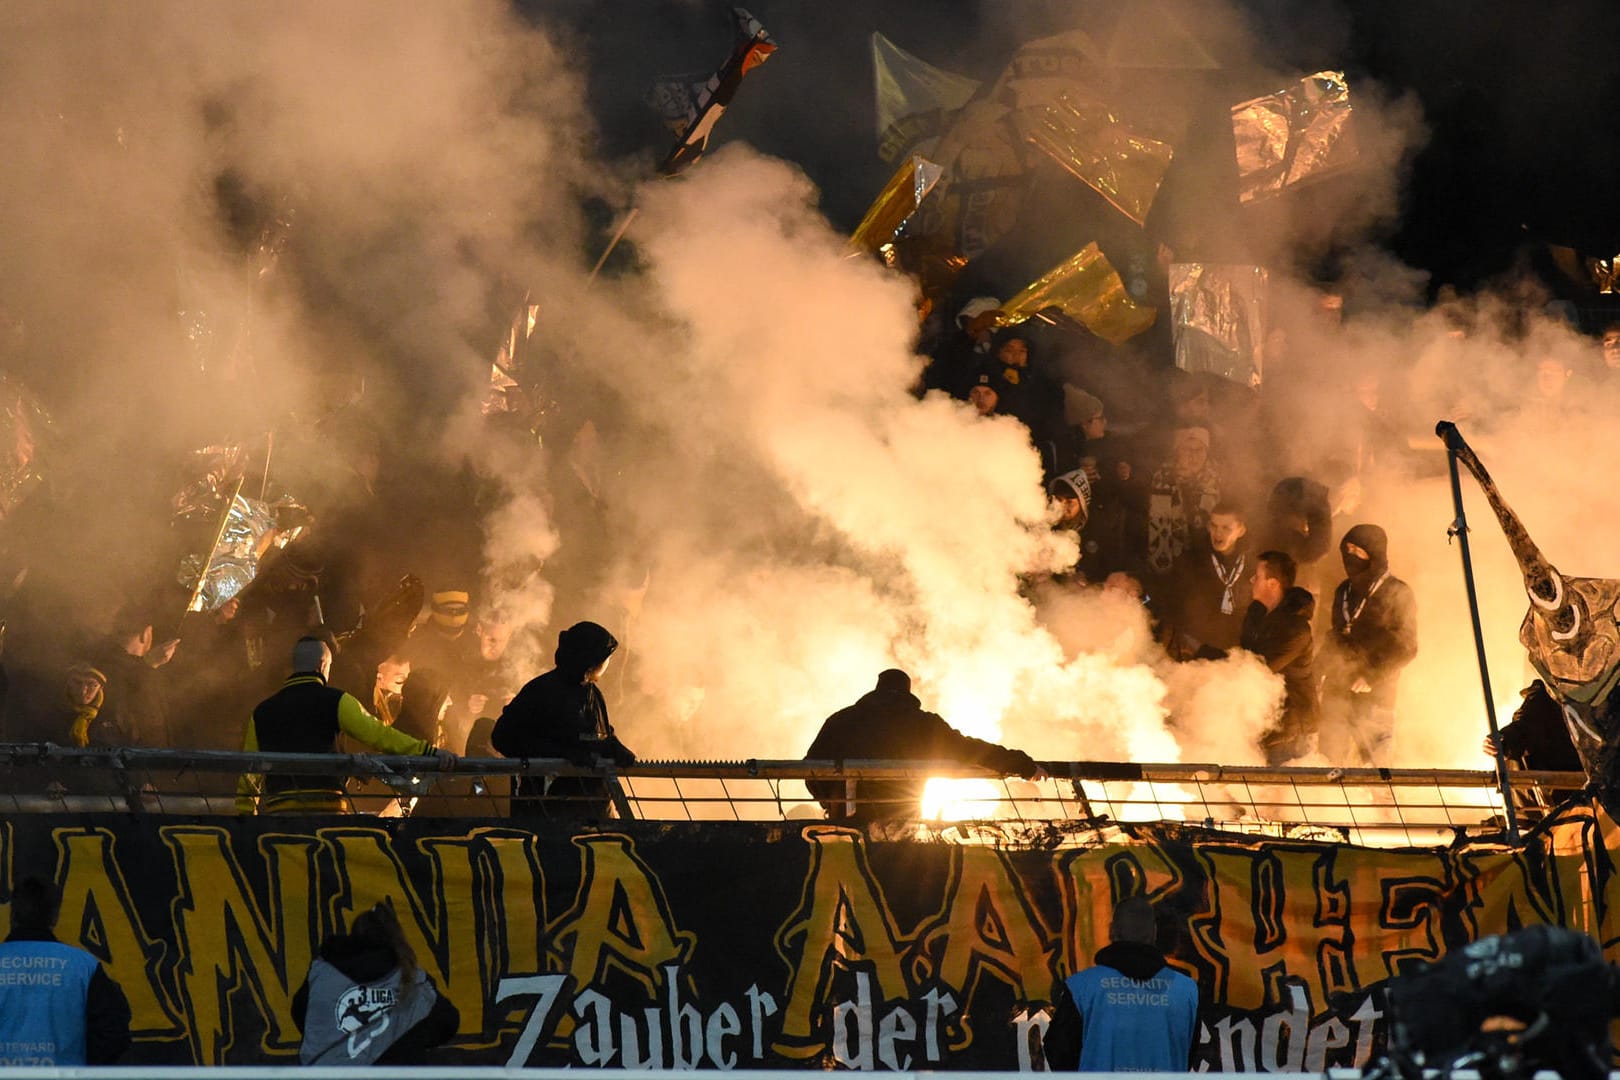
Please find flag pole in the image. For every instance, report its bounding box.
[588,208,640,283]
[1438,422,1520,843]
[180,476,246,633]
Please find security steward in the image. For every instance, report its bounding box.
[236,635,455,813]
[0,877,131,1066]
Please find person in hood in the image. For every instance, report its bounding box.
[1043,895,1199,1071]
[803,669,1046,822]
[1319,523,1417,765]
[293,901,458,1065]
[1241,550,1319,764]
[491,620,635,819]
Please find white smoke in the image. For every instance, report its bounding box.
[2,0,1603,790]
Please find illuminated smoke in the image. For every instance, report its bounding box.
[0,0,1601,786]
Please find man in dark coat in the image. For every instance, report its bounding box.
[94,607,177,748]
[1241,550,1319,765]
[491,620,635,820]
[1485,679,1584,806]
[803,669,1046,822]
[1165,502,1252,659]
[1319,523,1418,765]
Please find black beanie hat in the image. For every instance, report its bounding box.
[554,621,619,674]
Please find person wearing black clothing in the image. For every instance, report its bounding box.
[989,332,1067,480]
[1485,679,1581,773]
[1485,679,1584,807]
[0,877,131,1066]
[803,669,1046,822]
[491,620,635,819]
[292,901,459,1065]
[1165,503,1251,660]
[1255,476,1333,574]
[1253,474,1337,610]
[393,668,450,748]
[1241,551,1319,765]
[1319,523,1418,765]
[95,609,177,748]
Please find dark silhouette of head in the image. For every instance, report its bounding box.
[349,900,418,987]
[11,877,62,935]
[875,669,911,694]
[1109,895,1158,946]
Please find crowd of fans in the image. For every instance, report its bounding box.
[915,292,1620,771]
[0,286,1610,808]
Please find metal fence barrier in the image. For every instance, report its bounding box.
[0,742,1583,847]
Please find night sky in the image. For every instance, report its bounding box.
[530,0,1620,298]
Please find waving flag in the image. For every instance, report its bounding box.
[991,242,1157,345]
[871,32,979,164]
[650,8,778,176]
[848,155,945,256]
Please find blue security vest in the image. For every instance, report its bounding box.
[1063,961,1199,1071]
[0,939,101,1066]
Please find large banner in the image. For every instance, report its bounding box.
[0,807,1613,1070]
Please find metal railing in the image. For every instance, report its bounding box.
[0,742,1584,846]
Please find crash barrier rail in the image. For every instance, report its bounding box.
[0,1068,1584,1080]
[0,742,1582,846]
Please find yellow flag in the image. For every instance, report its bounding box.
[992,243,1156,344]
[849,155,945,255]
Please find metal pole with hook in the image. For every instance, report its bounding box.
[1439,423,1520,842]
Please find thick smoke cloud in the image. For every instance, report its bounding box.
[0,0,1602,790]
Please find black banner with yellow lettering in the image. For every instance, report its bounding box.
[0,807,1612,1070]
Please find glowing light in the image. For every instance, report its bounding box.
[921,777,1008,821]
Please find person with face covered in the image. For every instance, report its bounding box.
[406,589,478,685]
[491,620,635,819]
[1318,523,1417,764]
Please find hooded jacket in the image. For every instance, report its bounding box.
[1258,476,1333,565]
[1325,524,1418,705]
[1241,586,1320,754]
[292,931,458,1065]
[491,621,634,816]
[804,675,1040,822]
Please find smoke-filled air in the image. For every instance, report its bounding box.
[2,0,1617,782]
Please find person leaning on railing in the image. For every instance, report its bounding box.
[804,668,1048,822]
[235,635,456,814]
[491,620,635,820]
